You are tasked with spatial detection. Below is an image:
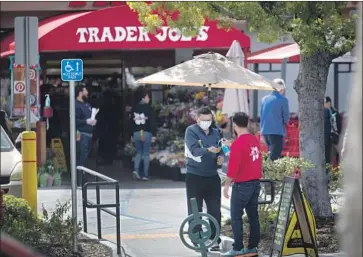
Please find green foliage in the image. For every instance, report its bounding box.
[38,201,82,256]
[0,195,42,246]
[223,204,276,240]
[128,2,220,36]
[38,161,65,176]
[1,196,82,257]
[128,1,357,57]
[327,165,343,192]
[262,153,314,181]
[221,154,314,185]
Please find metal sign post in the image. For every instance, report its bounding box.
[14,17,38,131]
[61,59,84,253]
[179,198,220,257]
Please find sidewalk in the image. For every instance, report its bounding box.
[37,160,342,257]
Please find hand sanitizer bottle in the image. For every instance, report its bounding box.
[221,140,230,156]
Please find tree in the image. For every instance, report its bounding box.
[128,2,358,217]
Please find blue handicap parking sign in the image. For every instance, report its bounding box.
[61,59,83,81]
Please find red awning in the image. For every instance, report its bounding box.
[247,43,300,64]
[1,5,250,58]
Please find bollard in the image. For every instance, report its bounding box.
[21,131,37,213]
[179,198,220,257]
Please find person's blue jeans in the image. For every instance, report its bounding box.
[230,180,261,251]
[263,134,283,161]
[133,131,152,177]
[77,133,93,167]
[76,133,93,186]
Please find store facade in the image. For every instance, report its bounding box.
[0,2,251,167]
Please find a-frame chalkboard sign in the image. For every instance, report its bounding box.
[270,176,319,257]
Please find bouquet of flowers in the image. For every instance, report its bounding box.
[124,143,136,157]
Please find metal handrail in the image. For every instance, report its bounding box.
[218,171,276,207]
[77,166,121,255]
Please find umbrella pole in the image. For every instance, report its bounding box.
[281,58,288,92]
[207,86,211,104]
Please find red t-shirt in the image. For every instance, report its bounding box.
[226,133,263,182]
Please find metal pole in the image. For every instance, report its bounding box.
[281,58,288,83]
[115,184,121,255]
[252,63,259,122]
[36,56,40,114]
[25,17,31,131]
[281,58,288,97]
[69,80,78,252]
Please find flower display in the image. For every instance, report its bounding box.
[124,89,225,170]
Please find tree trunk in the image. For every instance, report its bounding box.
[294,52,333,217]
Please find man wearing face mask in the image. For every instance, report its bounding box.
[184,106,224,252]
[75,85,97,185]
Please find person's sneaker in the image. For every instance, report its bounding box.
[132,171,140,180]
[142,177,150,181]
[209,241,220,252]
[221,249,245,256]
[243,247,258,256]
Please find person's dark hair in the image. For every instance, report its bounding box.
[135,87,150,103]
[75,85,86,98]
[197,106,213,116]
[232,112,249,128]
[325,96,332,103]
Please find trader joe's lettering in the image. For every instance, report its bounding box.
[76,26,210,43]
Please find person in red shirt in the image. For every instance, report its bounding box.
[222,112,262,257]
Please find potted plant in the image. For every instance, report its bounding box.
[53,168,65,187]
[46,164,55,187]
[38,166,48,188]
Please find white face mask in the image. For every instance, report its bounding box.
[199,120,212,130]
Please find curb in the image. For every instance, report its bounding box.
[80,232,125,257]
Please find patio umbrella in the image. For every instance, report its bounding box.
[222,40,250,117]
[136,52,284,91]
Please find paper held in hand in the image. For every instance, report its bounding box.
[91,108,99,120]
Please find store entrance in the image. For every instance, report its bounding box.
[40,50,175,171]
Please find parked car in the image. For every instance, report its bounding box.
[0,126,22,197]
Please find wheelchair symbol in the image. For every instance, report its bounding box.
[64,62,74,72]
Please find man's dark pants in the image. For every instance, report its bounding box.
[186,173,222,244]
[325,137,332,165]
[230,180,261,251]
[76,133,93,186]
[263,135,283,161]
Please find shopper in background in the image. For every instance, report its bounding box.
[184,106,224,252]
[96,89,119,165]
[131,88,156,181]
[222,112,262,257]
[75,85,97,185]
[324,96,342,165]
[260,78,290,160]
